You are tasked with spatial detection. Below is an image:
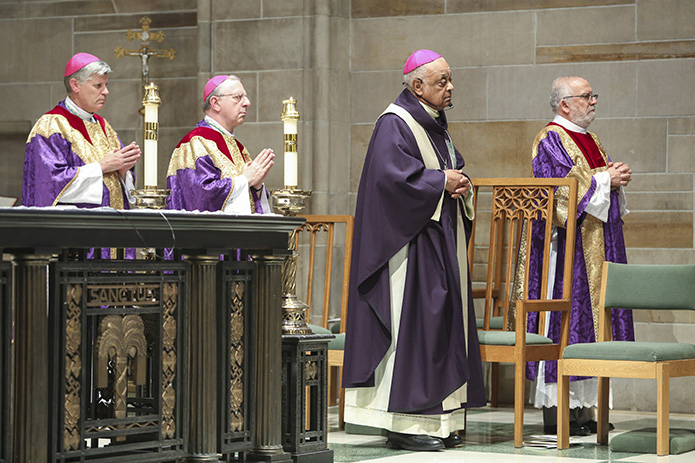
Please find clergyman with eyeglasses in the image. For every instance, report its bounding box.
[525,76,635,436]
[165,75,274,213]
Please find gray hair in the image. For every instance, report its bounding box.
[402,65,429,89]
[549,77,575,113]
[202,75,241,112]
[63,60,112,93]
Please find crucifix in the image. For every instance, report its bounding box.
[114,16,173,197]
[114,16,176,105]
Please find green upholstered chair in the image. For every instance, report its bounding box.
[558,261,695,456]
[558,262,695,455]
[470,178,578,448]
[297,215,354,430]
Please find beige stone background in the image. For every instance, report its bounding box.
[1,0,694,412]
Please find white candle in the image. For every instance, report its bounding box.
[284,152,298,187]
[283,118,298,187]
[143,103,158,187]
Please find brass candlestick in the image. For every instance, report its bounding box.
[273,97,312,334]
[132,82,170,210]
[131,186,170,209]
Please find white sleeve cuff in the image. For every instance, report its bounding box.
[223,175,253,214]
[584,171,612,222]
[618,186,629,217]
[121,171,136,205]
[59,162,104,205]
[258,185,272,213]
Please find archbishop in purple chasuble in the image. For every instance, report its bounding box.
[342,52,485,444]
[523,77,634,415]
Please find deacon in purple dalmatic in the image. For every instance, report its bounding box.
[23,52,140,210]
[166,75,274,214]
[342,50,484,451]
[525,76,634,431]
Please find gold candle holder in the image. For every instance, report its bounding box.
[274,96,312,335]
[273,187,312,335]
[131,186,170,209]
[133,82,170,210]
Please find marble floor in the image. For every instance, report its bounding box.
[327,405,695,462]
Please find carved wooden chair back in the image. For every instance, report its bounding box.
[468,177,578,447]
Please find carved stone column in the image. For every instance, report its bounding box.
[11,253,52,463]
[248,255,291,462]
[182,254,220,462]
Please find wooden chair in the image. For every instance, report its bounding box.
[296,214,354,430]
[558,262,695,455]
[470,178,578,448]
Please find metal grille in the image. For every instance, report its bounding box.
[218,262,255,459]
[49,261,187,463]
[281,335,333,456]
[0,262,10,463]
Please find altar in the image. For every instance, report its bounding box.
[0,207,306,463]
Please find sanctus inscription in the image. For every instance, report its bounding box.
[87,284,160,307]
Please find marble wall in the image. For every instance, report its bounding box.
[0,0,694,413]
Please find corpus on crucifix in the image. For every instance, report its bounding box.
[114,16,176,104]
[115,16,173,199]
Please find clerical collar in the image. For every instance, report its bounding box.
[419,101,440,119]
[205,115,234,137]
[553,114,587,134]
[65,96,96,123]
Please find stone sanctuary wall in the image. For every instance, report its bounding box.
[0,0,694,413]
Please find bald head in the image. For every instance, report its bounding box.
[550,76,597,129]
[550,76,589,113]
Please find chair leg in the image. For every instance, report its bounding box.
[490,362,499,407]
[338,366,345,430]
[328,366,338,406]
[597,376,610,444]
[513,362,525,448]
[557,360,570,450]
[656,363,670,456]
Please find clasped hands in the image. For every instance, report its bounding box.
[99,141,141,180]
[607,161,632,188]
[445,169,470,199]
[243,148,275,189]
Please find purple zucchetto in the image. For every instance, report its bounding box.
[403,49,442,74]
[64,52,101,77]
[203,75,230,100]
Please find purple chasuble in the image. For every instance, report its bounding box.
[526,124,634,384]
[165,119,268,213]
[23,101,129,209]
[23,101,136,259]
[342,89,485,414]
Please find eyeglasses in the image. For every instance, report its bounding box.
[563,93,598,103]
[217,93,249,103]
